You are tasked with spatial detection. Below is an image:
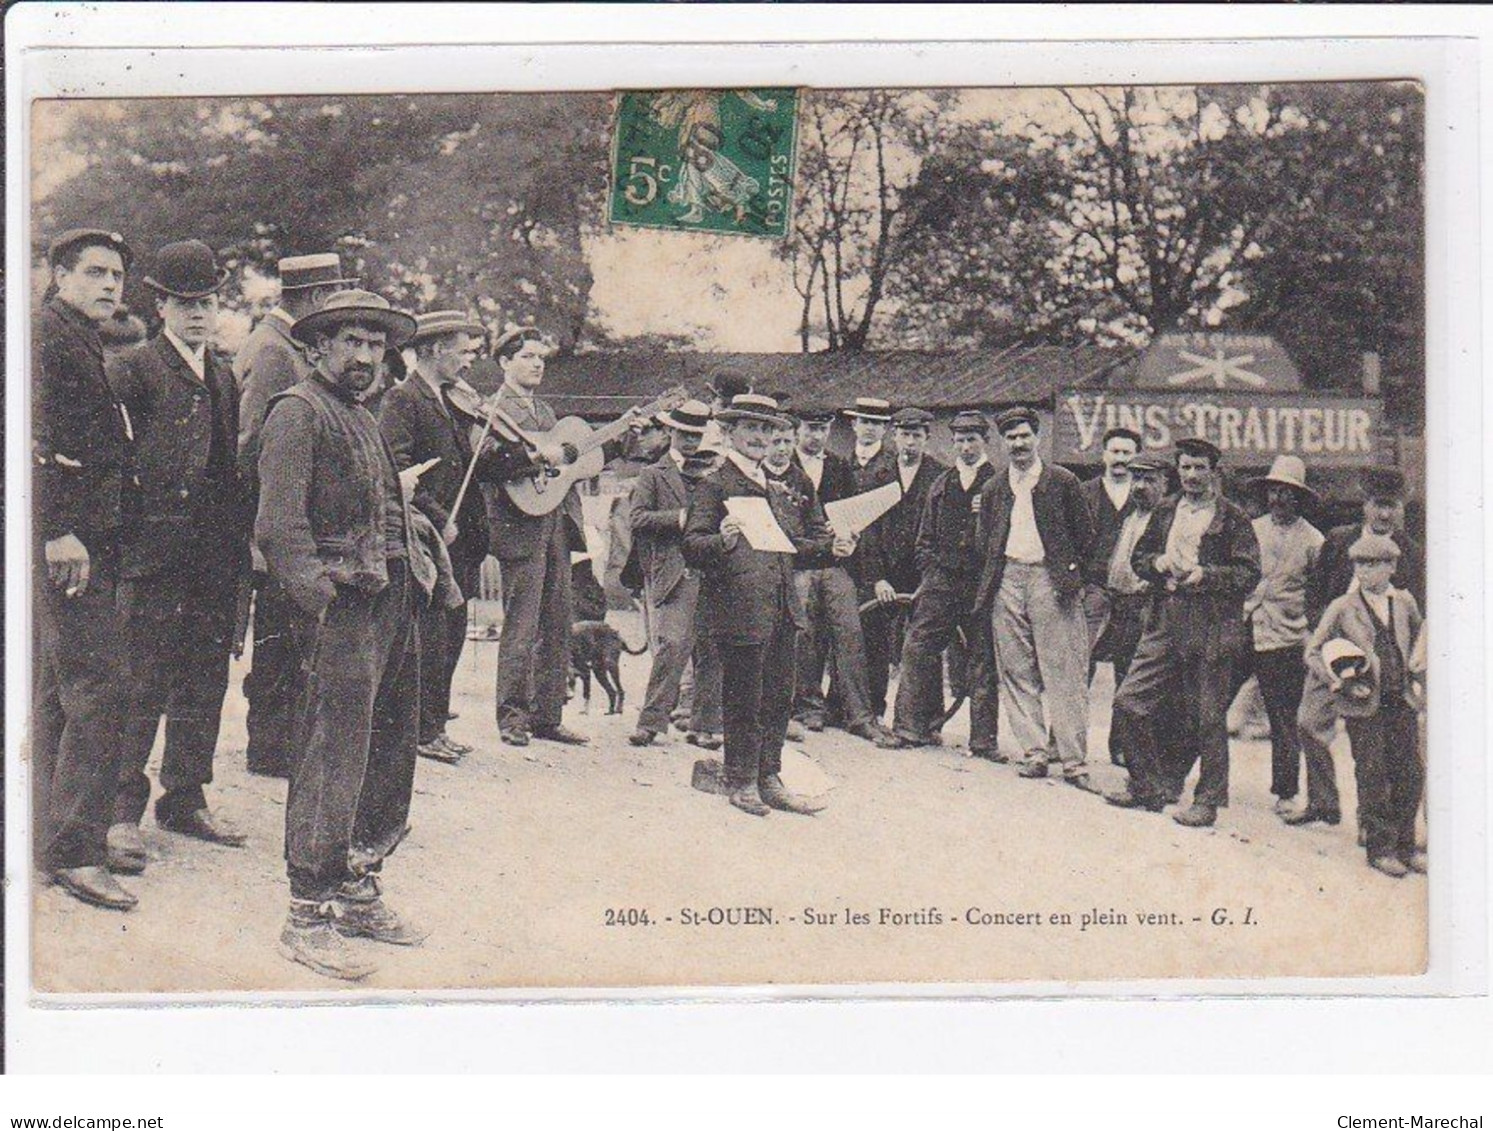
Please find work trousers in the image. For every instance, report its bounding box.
[1084,585,1149,685]
[794,567,875,729]
[859,603,894,721]
[113,571,236,826]
[1233,644,1307,801]
[994,561,1090,771]
[286,560,419,901]
[495,517,573,734]
[1112,597,1242,808]
[417,595,467,744]
[893,574,998,750]
[638,574,703,734]
[243,571,305,777]
[719,619,798,789]
[33,550,134,871]
[671,609,724,736]
[1296,684,1344,817]
[1346,700,1423,862]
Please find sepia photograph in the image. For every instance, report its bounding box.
[23,69,1437,997]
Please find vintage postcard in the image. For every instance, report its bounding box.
[21,70,1443,998]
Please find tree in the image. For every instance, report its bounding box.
[34,93,613,351]
[779,89,955,351]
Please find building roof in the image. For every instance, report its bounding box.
[520,346,1132,418]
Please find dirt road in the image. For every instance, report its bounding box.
[31,609,1425,994]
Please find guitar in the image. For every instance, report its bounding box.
[489,385,691,516]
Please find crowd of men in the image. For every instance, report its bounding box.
[33,228,1429,984]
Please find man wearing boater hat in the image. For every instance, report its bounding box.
[1237,455,1325,818]
[379,309,531,765]
[626,399,724,747]
[104,240,251,873]
[257,288,432,980]
[32,228,139,910]
[843,396,902,720]
[684,394,832,817]
[236,252,356,779]
[1107,438,1261,827]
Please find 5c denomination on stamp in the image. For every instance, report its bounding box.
[609,88,799,238]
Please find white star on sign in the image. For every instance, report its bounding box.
[1169,347,1266,389]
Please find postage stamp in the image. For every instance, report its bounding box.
[608,88,799,237]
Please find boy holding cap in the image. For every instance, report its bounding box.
[1302,533,1425,877]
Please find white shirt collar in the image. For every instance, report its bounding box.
[797,448,824,466]
[1008,456,1042,490]
[727,448,767,488]
[668,447,686,471]
[1103,474,1132,509]
[269,307,295,328]
[163,327,206,380]
[958,456,989,490]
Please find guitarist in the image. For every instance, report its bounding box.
[483,327,642,747]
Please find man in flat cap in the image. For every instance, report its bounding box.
[1081,426,1142,682]
[257,289,431,980]
[1291,464,1426,829]
[843,396,902,721]
[32,228,140,910]
[236,252,356,779]
[1107,438,1261,827]
[626,400,724,747]
[684,395,832,817]
[784,407,887,742]
[888,411,998,753]
[104,240,250,873]
[1301,533,1425,877]
[972,406,1096,789]
[1236,455,1325,819]
[379,310,530,765]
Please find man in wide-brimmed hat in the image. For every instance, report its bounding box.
[32,227,140,911]
[683,395,833,817]
[1233,455,1326,820]
[103,240,251,877]
[235,251,357,779]
[379,309,531,766]
[626,400,725,748]
[256,288,431,980]
[1107,437,1261,828]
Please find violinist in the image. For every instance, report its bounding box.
[378,311,534,762]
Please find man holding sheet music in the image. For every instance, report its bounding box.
[683,394,833,818]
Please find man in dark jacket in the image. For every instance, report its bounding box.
[844,397,902,720]
[786,407,885,741]
[973,407,1097,790]
[684,395,832,818]
[379,309,528,764]
[627,400,721,746]
[887,411,998,753]
[33,228,139,911]
[257,289,428,981]
[105,240,250,872]
[1080,427,1141,681]
[1106,438,1262,828]
[236,252,355,778]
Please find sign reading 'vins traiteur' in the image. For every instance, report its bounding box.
[1054,390,1384,467]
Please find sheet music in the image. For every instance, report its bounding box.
[724,495,798,554]
[822,479,903,541]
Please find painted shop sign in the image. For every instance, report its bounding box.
[1054,390,1383,467]
[1122,332,1304,392]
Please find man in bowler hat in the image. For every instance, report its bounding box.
[32,228,140,910]
[105,240,251,873]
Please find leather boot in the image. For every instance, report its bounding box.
[759,774,825,815]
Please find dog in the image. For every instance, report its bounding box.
[568,620,647,715]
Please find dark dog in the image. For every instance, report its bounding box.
[568,620,647,715]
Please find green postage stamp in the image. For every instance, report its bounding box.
[608,88,799,238]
